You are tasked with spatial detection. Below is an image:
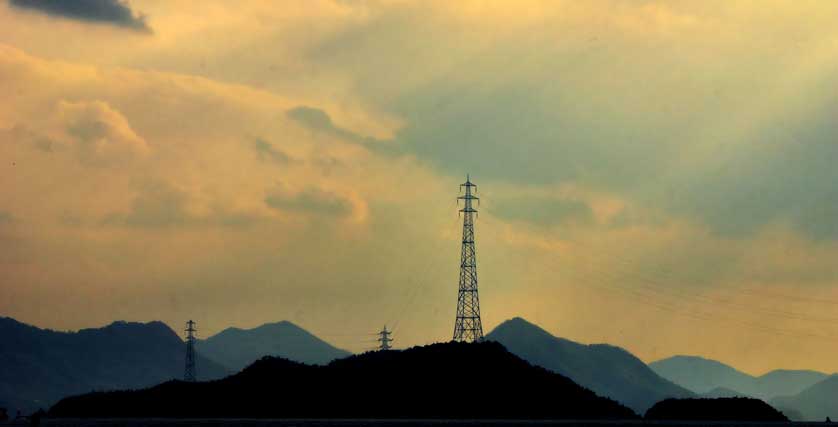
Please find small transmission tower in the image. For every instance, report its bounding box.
[453,175,484,342]
[184,320,197,382]
[377,325,393,351]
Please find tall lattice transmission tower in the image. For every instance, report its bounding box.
[453,175,484,342]
[184,320,197,382]
[377,325,393,351]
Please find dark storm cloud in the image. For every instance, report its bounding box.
[490,196,594,227]
[265,187,352,217]
[9,0,151,33]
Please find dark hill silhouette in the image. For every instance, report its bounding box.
[485,317,692,413]
[196,320,349,371]
[650,355,826,400]
[49,341,638,420]
[645,397,789,422]
[700,386,751,398]
[771,374,838,421]
[0,317,227,414]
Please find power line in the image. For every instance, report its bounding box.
[552,240,838,341]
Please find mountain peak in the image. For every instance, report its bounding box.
[486,316,692,413]
[198,319,350,370]
[0,316,228,414]
[491,317,555,339]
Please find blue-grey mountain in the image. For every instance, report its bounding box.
[650,355,827,400]
[195,321,350,371]
[0,317,227,414]
[771,374,838,421]
[485,317,692,413]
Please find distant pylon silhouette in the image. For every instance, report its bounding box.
[377,325,393,351]
[453,175,484,342]
[184,320,197,382]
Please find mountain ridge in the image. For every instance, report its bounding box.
[771,374,838,421]
[650,354,828,400]
[196,320,350,370]
[49,341,638,420]
[0,317,228,414]
[485,317,693,413]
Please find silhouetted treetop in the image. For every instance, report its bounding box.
[50,341,638,420]
[645,397,789,421]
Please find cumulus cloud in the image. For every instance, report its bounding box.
[55,100,149,165]
[9,0,151,33]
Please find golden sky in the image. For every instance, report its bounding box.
[3,0,838,375]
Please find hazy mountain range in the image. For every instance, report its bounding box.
[4,314,836,420]
[0,317,350,414]
[0,317,228,414]
[649,355,827,400]
[49,341,638,420]
[649,354,838,421]
[771,375,838,421]
[196,321,350,371]
[485,317,692,413]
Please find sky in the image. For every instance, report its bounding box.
[3,0,838,375]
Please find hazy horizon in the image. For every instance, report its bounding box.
[4,0,838,374]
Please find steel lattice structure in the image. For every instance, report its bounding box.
[453,175,484,342]
[184,320,197,382]
[377,325,393,351]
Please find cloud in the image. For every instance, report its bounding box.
[9,0,151,33]
[286,106,399,155]
[55,100,149,165]
[294,1,838,241]
[105,182,191,228]
[265,186,354,218]
[104,183,257,229]
[662,101,838,239]
[253,138,292,165]
[490,195,595,227]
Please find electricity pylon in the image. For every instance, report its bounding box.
[453,175,484,342]
[184,320,197,382]
[377,325,393,351]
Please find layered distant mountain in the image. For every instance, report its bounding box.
[771,375,838,421]
[485,317,692,413]
[196,321,350,371]
[649,355,827,401]
[50,341,637,420]
[0,317,227,414]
